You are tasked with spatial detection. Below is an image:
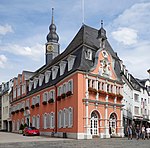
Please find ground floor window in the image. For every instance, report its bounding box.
[109,113,117,135]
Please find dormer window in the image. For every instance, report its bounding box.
[45,70,51,83]
[39,74,44,86]
[33,77,38,89]
[85,49,92,60]
[59,61,67,76]
[29,80,33,91]
[67,55,76,71]
[52,66,59,80]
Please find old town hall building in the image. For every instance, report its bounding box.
[10,10,124,139]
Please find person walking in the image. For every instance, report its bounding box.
[135,124,140,140]
[141,125,146,140]
[127,125,132,140]
[146,126,150,139]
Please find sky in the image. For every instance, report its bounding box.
[0,0,150,84]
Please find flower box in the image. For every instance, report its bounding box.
[98,90,107,96]
[57,96,61,101]
[116,94,123,99]
[16,110,19,113]
[61,93,66,99]
[25,106,29,110]
[88,87,97,95]
[20,108,24,112]
[11,111,15,115]
[42,101,47,105]
[108,92,116,98]
[31,105,35,109]
[35,103,39,107]
[48,98,54,103]
[66,91,72,97]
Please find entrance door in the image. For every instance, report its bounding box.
[90,112,98,136]
[109,113,117,135]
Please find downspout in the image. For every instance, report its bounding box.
[54,85,57,133]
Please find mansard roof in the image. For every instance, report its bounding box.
[28,24,123,94]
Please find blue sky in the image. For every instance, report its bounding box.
[0,0,150,83]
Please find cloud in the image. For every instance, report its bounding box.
[0,54,7,68]
[0,24,14,35]
[111,27,138,45]
[0,43,44,61]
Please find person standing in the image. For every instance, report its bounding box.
[127,125,132,140]
[146,126,150,139]
[141,125,146,140]
[135,124,140,140]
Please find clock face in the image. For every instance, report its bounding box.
[47,44,54,52]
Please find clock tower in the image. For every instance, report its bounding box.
[46,8,60,64]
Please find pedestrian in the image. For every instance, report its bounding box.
[135,124,140,140]
[141,125,146,140]
[127,125,132,140]
[146,126,150,139]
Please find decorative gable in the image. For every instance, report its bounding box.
[59,61,67,76]
[52,66,59,80]
[67,55,76,71]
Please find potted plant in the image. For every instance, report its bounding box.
[98,90,107,96]
[88,87,97,95]
[48,98,54,103]
[66,91,72,97]
[31,104,35,109]
[42,101,47,105]
[20,108,24,112]
[61,93,66,99]
[19,124,24,134]
[57,96,61,101]
[35,103,39,107]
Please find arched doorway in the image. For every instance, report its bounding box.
[109,113,117,135]
[90,111,99,136]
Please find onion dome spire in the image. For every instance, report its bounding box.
[97,20,107,40]
[46,8,59,43]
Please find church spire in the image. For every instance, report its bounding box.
[46,8,59,43]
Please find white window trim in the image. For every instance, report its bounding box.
[33,77,38,89]
[39,74,44,86]
[67,55,76,71]
[45,70,51,83]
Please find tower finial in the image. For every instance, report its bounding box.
[101,20,103,28]
[51,8,54,24]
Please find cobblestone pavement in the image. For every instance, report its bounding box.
[0,132,150,148]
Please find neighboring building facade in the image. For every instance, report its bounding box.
[10,12,124,139]
[121,64,150,135]
[1,80,13,131]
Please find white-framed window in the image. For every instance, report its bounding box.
[39,74,44,86]
[12,121,15,131]
[58,86,62,96]
[36,115,40,129]
[32,97,36,105]
[62,83,67,94]
[85,49,92,60]
[45,70,51,83]
[134,106,139,115]
[50,112,55,129]
[13,88,16,98]
[59,61,67,76]
[52,66,59,80]
[49,90,55,101]
[68,80,73,93]
[134,93,139,102]
[17,86,20,97]
[33,77,38,89]
[63,108,68,128]
[67,55,76,71]
[68,107,73,127]
[36,95,40,105]
[43,113,47,129]
[43,92,48,102]
[58,110,62,128]
[22,83,26,94]
[46,114,50,129]
[32,116,35,127]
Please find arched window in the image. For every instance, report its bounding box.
[36,115,40,129]
[58,110,62,128]
[50,112,55,129]
[32,116,35,127]
[43,114,47,129]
